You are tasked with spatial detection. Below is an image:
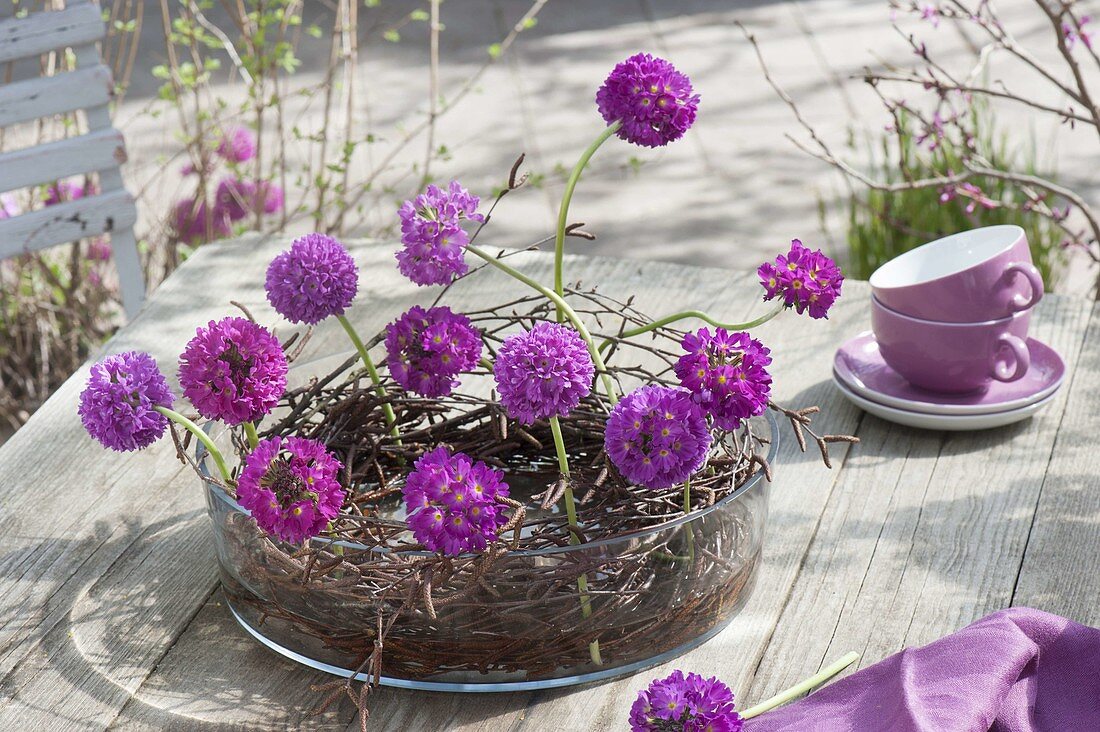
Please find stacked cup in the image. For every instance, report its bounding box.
[831,225,1065,431]
[869,225,1042,394]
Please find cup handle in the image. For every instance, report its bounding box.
[1006,262,1044,311]
[993,334,1030,383]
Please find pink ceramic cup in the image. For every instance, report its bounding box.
[871,296,1031,393]
[869,225,1043,323]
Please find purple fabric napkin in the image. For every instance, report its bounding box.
[746,607,1100,731]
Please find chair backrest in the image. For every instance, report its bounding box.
[0,0,144,318]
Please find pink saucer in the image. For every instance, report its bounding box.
[834,331,1064,415]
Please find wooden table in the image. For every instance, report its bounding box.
[1,235,1097,730]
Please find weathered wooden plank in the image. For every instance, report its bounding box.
[745,294,1090,704]
[0,64,113,128]
[1012,302,1100,625]
[0,2,104,64]
[0,127,127,194]
[0,188,137,258]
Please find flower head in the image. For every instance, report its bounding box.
[403,446,510,555]
[629,670,742,732]
[0,193,19,219]
[236,436,345,544]
[596,53,700,148]
[758,239,844,319]
[79,351,174,451]
[215,177,284,221]
[46,179,94,206]
[266,234,359,325]
[493,322,594,425]
[217,126,256,163]
[605,385,710,489]
[385,306,482,398]
[675,328,772,431]
[395,181,484,286]
[173,197,231,244]
[215,177,257,221]
[178,316,288,425]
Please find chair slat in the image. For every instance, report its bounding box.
[0,64,113,128]
[0,189,138,258]
[0,127,127,194]
[0,3,105,64]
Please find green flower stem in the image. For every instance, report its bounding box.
[598,301,786,355]
[741,651,860,720]
[466,244,618,405]
[479,356,494,371]
[243,421,260,449]
[682,478,695,562]
[554,121,622,322]
[154,406,232,483]
[550,416,603,666]
[336,314,401,444]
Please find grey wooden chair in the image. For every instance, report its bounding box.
[0,0,144,318]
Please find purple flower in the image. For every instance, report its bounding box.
[178,316,288,425]
[675,328,772,431]
[215,177,257,221]
[46,179,94,206]
[403,446,510,555]
[493,322,594,425]
[236,436,346,544]
[629,670,743,732]
[605,385,711,490]
[395,181,484,286]
[1065,15,1094,50]
[173,197,231,244]
[596,53,700,148]
[919,3,941,27]
[265,233,359,325]
[258,180,284,213]
[87,238,112,262]
[385,306,482,398]
[0,193,19,219]
[217,126,256,163]
[758,239,844,319]
[215,177,284,220]
[78,351,174,452]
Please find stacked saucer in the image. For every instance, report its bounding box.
[833,332,1064,431]
[834,226,1065,431]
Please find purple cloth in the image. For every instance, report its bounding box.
[746,608,1100,731]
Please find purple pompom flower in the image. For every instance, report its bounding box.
[675,328,772,431]
[385,306,482,398]
[596,53,700,148]
[173,197,231,244]
[758,239,844,319]
[265,234,359,325]
[236,436,346,544]
[215,177,257,221]
[257,180,284,213]
[403,446,510,555]
[629,670,743,732]
[216,126,256,163]
[46,179,94,206]
[395,181,484,286]
[0,193,19,219]
[493,322,594,425]
[605,385,711,490]
[79,351,174,452]
[178,316,288,425]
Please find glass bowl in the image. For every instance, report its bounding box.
[201,409,776,692]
